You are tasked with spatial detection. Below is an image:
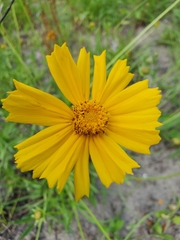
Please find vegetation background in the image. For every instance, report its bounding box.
[0,0,180,239]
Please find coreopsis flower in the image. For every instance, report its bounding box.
[2,43,162,201]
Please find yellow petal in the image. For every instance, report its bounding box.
[40,133,84,192]
[74,136,89,201]
[97,150,125,185]
[106,128,161,154]
[103,79,162,153]
[90,135,139,187]
[96,134,140,173]
[56,136,87,195]
[89,136,112,187]
[15,124,73,171]
[77,48,90,100]
[46,43,84,104]
[100,60,133,104]
[109,109,162,131]
[92,50,106,101]
[2,80,72,126]
[104,80,161,112]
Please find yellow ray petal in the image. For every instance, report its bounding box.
[2,80,72,126]
[74,136,89,201]
[104,79,148,109]
[77,48,90,100]
[15,124,72,163]
[16,123,71,149]
[33,133,84,192]
[104,80,161,113]
[31,127,73,178]
[46,43,84,104]
[40,133,84,191]
[109,110,162,131]
[15,124,73,171]
[106,127,161,154]
[92,50,106,101]
[93,138,126,184]
[56,136,86,194]
[89,136,112,187]
[100,60,134,103]
[39,132,79,180]
[95,134,140,174]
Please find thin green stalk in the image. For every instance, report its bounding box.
[107,0,180,69]
[67,182,85,240]
[129,171,180,181]
[35,220,43,240]
[160,110,180,130]
[73,205,86,240]
[18,0,45,54]
[80,200,111,240]
[124,211,155,240]
[114,0,148,30]
[0,25,34,80]
[35,192,48,240]
[11,3,22,56]
[18,0,35,30]
[43,192,48,213]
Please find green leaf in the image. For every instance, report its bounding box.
[163,234,175,240]
[153,222,162,234]
[172,216,180,225]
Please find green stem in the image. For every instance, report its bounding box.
[35,220,43,240]
[18,0,35,30]
[160,110,180,129]
[18,0,45,54]
[73,205,86,240]
[35,192,48,240]
[11,4,22,56]
[129,171,180,181]
[0,25,34,80]
[114,0,148,31]
[124,211,155,240]
[80,200,111,240]
[107,0,180,69]
[43,192,48,213]
[67,182,85,240]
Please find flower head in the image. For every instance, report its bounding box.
[2,43,162,201]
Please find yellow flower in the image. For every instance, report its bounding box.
[2,43,162,201]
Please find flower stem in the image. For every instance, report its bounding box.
[124,211,155,240]
[80,200,111,240]
[129,171,180,181]
[73,205,86,240]
[67,181,85,240]
[160,110,180,130]
[0,24,34,80]
[35,220,43,240]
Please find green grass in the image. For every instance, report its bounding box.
[1,0,180,239]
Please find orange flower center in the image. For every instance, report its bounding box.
[72,100,109,136]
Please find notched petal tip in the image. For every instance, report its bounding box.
[55,42,67,50]
[75,193,89,202]
[13,79,18,85]
[46,42,67,58]
[4,115,12,122]
[93,49,106,59]
[80,46,89,54]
